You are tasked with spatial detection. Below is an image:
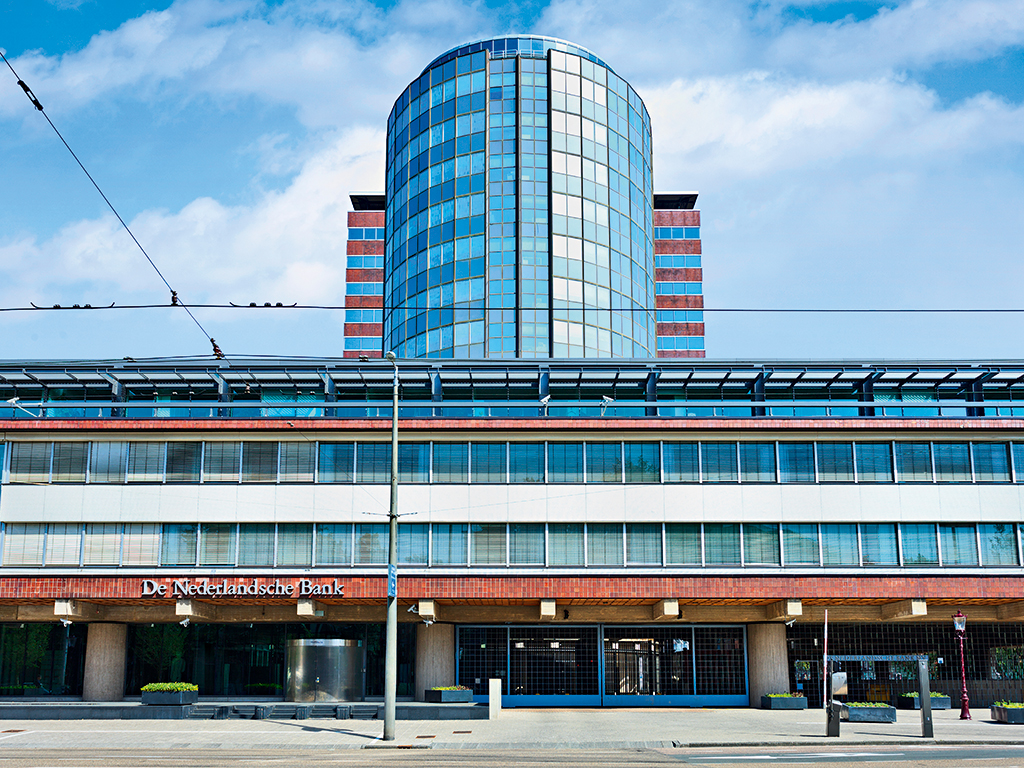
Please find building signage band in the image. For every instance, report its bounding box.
[141,578,345,599]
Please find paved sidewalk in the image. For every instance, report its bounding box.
[0,707,1022,750]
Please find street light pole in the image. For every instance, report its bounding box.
[953,610,971,720]
[383,350,399,741]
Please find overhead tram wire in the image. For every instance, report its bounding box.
[0,47,225,361]
[1,304,1024,314]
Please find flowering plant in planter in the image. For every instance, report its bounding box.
[430,685,471,691]
[841,701,897,722]
[140,682,199,705]
[992,701,1024,723]
[762,692,807,709]
[425,685,474,703]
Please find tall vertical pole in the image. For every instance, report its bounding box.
[383,351,399,740]
[954,610,971,720]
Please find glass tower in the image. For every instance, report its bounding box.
[383,36,655,359]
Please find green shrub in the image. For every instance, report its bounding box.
[430,685,471,691]
[846,702,891,708]
[140,682,198,693]
[993,701,1024,709]
[766,693,805,698]
[900,691,948,698]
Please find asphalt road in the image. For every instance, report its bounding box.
[1,746,1024,768]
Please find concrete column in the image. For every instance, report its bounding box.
[82,623,128,702]
[746,622,790,707]
[414,622,455,701]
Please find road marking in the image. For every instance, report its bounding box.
[0,731,31,742]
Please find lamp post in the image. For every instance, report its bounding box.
[383,350,399,740]
[953,610,971,720]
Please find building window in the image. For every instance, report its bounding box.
[783,524,819,565]
[122,524,160,566]
[433,443,469,483]
[2,523,45,566]
[399,524,429,564]
[242,442,278,483]
[90,442,127,483]
[940,524,979,566]
[9,443,51,483]
[200,523,236,566]
[355,524,388,564]
[471,443,507,483]
[204,443,241,483]
[979,523,1018,566]
[277,524,313,566]
[855,443,894,483]
[778,444,814,483]
[895,442,932,483]
[587,523,623,566]
[626,523,661,565]
[933,443,971,483]
[398,443,430,482]
[319,443,355,483]
[316,524,352,566]
[357,444,391,483]
[509,523,544,565]
[432,524,468,565]
[471,524,506,565]
[739,443,776,483]
[279,442,315,483]
[52,443,88,483]
[548,523,584,566]
[704,524,740,564]
[161,524,198,566]
[663,442,699,483]
[665,523,702,564]
[702,443,738,483]
[973,443,1011,482]
[817,443,854,482]
[165,442,201,483]
[624,443,660,483]
[743,523,780,565]
[821,524,859,566]
[509,443,544,482]
[901,524,939,565]
[83,523,121,566]
[548,443,584,483]
[238,524,275,566]
[860,524,898,565]
[128,443,165,483]
[586,443,622,483]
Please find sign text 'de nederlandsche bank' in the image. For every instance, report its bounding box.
[141,578,345,598]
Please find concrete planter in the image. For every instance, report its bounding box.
[841,704,897,722]
[991,706,1024,723]
[141,690,199,706]
[424,689,474,703]
[897,695,951,710]
[761,696,808,710]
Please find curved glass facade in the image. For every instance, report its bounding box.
[384,35,654,359]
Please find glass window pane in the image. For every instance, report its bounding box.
[316,524,352,565]
[471,443,507,483]
[665,523,702,564]
[973,443,1010,482]
[433,443,469,483]
[161,523,197,566]
[128,443,165,482]
[901,523,938,564]
[431,523,468,565]
[9,443,51,483]
[548,523,584,566]
[204,442,241,483]
[933,443,970,482]
[279,442,315,483]
[509,443,544,482]
[626,523,661,564]
[277,524,313,566]
[895,442,932,483]
[979,524,1018,566]
[743,523,780,565]
[860,523,898,565]
[701,443,738,483]
[354,524,388,564]
[471,524,506,564]
[783,524,819,565]
[510,523,545,565]
[664,442,698,483]
[740,443,776,483]
[778,443,814,483]
[624,443,660,483]
[817,443,854,482]
[856,443,893,483]
[90,442,127,483]
[83,523,121,566]
[940,524,978,566]
[821,524,859,566]
[46,523,81,566]
[238,524,274,566]
[165,442,201,482]
[319,443,355,483]
[704,524,740,564]
[399,443,430,482]
[2,523,45,566]
[357,443,391,483]
[200,523,236,566]
[399,524,429,564]
[241,442,278,482]
[52,443,88,483]
[586,443,622,483]
[549,443,584,483]
[122,523,160,566]
[1014,444,1024,482]
[587,523,623,565]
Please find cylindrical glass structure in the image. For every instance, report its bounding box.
[384,36,654,359]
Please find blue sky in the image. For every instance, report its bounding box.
[1,0,1022,361]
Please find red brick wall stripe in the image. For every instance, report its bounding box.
[347,212,385,227]
[657,350,707,358]
[654,240,702,255]
[344,296,383,308]
[653,211,700,227]
[345,269,384,282]
[343,323,383,337]
[655,268,702,282]
[0,575,1021,601]
[346,241,385,255]
[656,323,705,335]
[656,295,705,309]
